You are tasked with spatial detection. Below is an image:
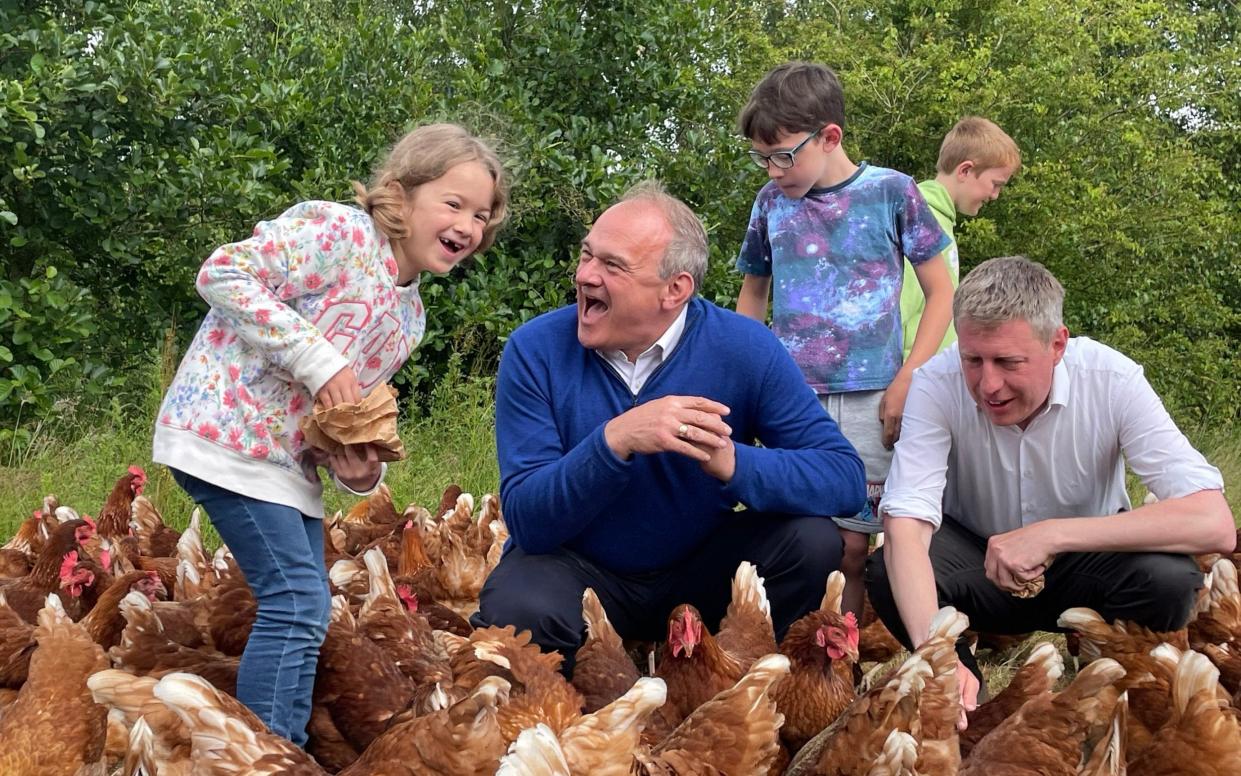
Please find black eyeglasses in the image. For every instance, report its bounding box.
[748,126,826,170]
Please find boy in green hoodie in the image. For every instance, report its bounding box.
[900,117,1022,360]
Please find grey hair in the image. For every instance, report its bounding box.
[953,256,1065,342]
[620,180,708,293]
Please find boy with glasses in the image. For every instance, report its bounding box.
[735,61,954,617]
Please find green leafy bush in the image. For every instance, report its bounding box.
[0,266,113,453]
[0,0,1236,433]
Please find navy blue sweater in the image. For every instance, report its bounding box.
[495,298,866,573]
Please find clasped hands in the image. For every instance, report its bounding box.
[604,395,736,482]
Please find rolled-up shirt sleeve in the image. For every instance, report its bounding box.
[1115,366,1224,499]
[879,371,952,528]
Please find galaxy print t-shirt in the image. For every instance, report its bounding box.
[736,163,951,394]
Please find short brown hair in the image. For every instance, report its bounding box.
[936,117,1022,176]
[353,123,509,252]
[738,61,846,145]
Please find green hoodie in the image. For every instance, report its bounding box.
[900,179,958,361]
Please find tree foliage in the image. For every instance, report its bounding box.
[1,0,1236,445]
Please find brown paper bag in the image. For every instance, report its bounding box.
[299,383,405,462]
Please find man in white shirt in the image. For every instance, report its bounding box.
[866,255,1234,726]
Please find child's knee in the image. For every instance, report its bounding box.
[840,531,870,574]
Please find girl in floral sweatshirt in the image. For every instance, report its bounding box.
[153,123,508,745]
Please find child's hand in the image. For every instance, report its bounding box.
[878,371,913,449]
[318,366,361,408]
[330,443,382,492]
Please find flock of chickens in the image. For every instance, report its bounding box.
[0,465,1239,775]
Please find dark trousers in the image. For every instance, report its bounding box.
[471,513,844,674]
[865,516,1204,652]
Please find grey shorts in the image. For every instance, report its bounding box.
[819,390,890,535]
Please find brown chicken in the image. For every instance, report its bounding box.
[786,606,967,776]
[785,652,929,776]
[473,628,585,744]
[1079,691,1127,776]
[959,657,1127,776]
[339,675,511,776]
[95,465,148,539]
[1058,606,1191,758]
[639,653,789,775]
[0,592,34,688]
[650,603,745,741]
[774,570,859,753]
[336,483,404,553]
[110,590,240,695]
[195,554,257,656]
[357,547,452,688]
[0,517,94,623]
[305,702,360,773]
[80,569,166,649]
[1129,650,1241,776]
[131,494,182,558]
[448,624,561,702]
[151,671,327,775]
[88,667,268,775]
[1190,557,1241,651]
[1203,642,1241,696]
[960,641,1064,758]
[2,511,49,557]
[557,676,668,775]
[715,561,779,668]
[56,548,109,621]
[0,548,31,580]
[910,608,968,776]
[312,595,416,752]
[0,594,110,775]
[572,587,640,713]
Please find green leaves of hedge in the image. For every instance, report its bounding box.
[0,0,1237,434]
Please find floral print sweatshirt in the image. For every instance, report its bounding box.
[153,201,425,518]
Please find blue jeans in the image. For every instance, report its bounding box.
[171,469,331,746]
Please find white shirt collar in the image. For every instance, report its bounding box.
[600,305,689,393]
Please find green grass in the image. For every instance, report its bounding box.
[0,354,500,541]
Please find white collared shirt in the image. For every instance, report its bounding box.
[600,305,689,394]
[880,337,1224,535]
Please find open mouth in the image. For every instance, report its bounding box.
[439,237,464,254]
[985,398,1013,411]
[579,295,609,324]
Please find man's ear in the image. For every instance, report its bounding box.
[1050,325,1069,364]
[662,272,695,310]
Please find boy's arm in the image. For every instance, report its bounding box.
[736,273,771,322]
[879,254,953,447]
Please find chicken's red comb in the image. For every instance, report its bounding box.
[59,550,79,579]
[396,584,418,612]
[843,611,859,629]
[129,465,147,495]
[82,514,96,529]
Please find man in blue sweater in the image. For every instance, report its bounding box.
[473,181,866,669]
